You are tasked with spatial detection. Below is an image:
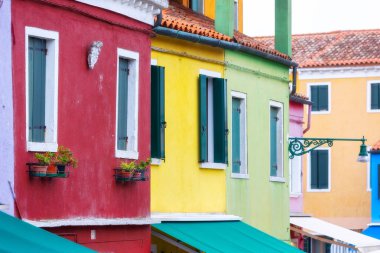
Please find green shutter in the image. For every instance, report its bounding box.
[117,58,128,150]
[371,83,380,110]
[151,66,165,159]
[310,86,319,111]
[318,85,328,111]
[199,75,208,162]
[28,37,46,142]
[213,78,228,164]
[232,98,241,173]
[270,107,278,176]
[310,150,318,189]
[318,150,329,189]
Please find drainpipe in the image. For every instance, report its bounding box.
[303,103,312,134]
[153,10,162,28]
[291,66,297,95]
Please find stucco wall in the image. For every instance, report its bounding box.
[151,36,226,213]
[0,0,15,216]
[225,50,291,241]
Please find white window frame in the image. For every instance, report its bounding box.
[115,48,139,159]
[231,91,248,179]
[234,0,239,30]
[307,147,331,192]
[367,80,380,113]
[289,150,302,196]
[269,100,285,182]
[307,82,331,115]
[199,69,226,170]
[25,27,59,152]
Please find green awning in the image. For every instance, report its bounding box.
[0,211,97,253]
[153,221,303,253]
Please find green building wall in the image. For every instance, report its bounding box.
[225,50,291,242]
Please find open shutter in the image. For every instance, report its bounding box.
[270,107,278,176]
[310,86,319,111]
[232,98,241,173]
[28,37,47,142]
[199,75,208,162]
[151,66,165,159]
[117,58,129,150]
[310,150,318,189]
[213,78,227,164]
[371,83,380,110]
[377,165,380,199]
[318,150,329,189]
[318,85,328,111]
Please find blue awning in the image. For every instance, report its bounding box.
[0,211,97,253]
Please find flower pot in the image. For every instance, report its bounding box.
[30,165,48,176]
[133,171,142,180]
[46,164,57,175]
[56,164,66,174]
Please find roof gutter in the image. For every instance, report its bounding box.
[153,26,298,68]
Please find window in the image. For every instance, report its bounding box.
[115,48,139,159]
[290,154,302,195]
[151,65,165,160]
[234,0,239,30]
[199,70,227,169]
[190,0,204,14]
[309,83,330,113]
[231,92,247,177]
[309,149,330,191]
[269,101,284,181]
[368,81,380,112]
[25,27,59,152]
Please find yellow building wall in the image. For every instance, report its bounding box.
[297,76,379,229]
[151,36,226,213]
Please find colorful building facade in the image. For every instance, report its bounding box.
[2,0,167,252]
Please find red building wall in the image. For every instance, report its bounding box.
[12,0,151,221]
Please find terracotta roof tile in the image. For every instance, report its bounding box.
[371,140,380,152]
[160,1,290,61]
[255,29,380,68]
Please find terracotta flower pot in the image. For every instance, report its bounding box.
[46,164,57,175]
[30,165,48,176]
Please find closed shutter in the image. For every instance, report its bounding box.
[151,66,165,159]
[318,85,328,111]
[371,83,380,110]
[318,150,329,189]
[270,107,278,176]
[213,78,228,164]
[310,150,318,189]
[310,86,319,111]
[199,74,208,162]
[117,58,129,150]
[28,37,47,142]
[232,98,241,173]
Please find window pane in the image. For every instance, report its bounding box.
[371,83,380,110]
[117,58,129,150]
[232,98,241,173]
[270,107,279,176]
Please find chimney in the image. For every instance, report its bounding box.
[215,0,234,37]
[275,0,292,56]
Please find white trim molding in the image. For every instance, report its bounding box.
[200,162,226,170]
[307,82,331,115]
[151,212,242,222]
[75,0,168,26]
[115,48,140,159]
[24,217,159,227]
[199,69,222,78]
[367,80,380,113]
[25,27,59,152]
[298,66,380,80]
[307,147,331,192]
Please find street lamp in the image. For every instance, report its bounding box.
[288,136,368,163]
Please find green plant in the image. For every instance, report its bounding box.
[34,152,55,165]
[55,146,78,168]
[120,161,136,172]
[136,158,151,172]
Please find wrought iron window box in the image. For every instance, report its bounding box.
[113,168,149,182]
[26,163,69,178]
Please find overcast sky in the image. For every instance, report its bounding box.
[243,0,380,36]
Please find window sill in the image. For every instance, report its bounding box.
[151,158,162,166]
[307,189,330,193]
[368,109,380,113]
[27,142,58,152]
[311,110,330,115]
[115,150,139,160]
[231,173,249,179]
[270,176,286,183]
[199,162,226,170]
[290,193,302,198]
